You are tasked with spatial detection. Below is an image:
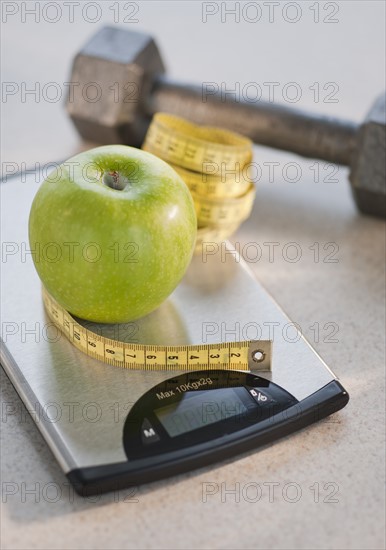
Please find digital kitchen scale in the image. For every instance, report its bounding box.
[0,172,349,496]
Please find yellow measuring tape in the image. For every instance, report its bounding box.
[42,114,263,372]
[142,113,256,250]
[43,287,271,372]
[143,113,253,172]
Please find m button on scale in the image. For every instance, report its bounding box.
[141,418,161,444]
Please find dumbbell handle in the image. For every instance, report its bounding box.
[149,75,359,166]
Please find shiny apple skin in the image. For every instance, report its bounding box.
[28,145,197,323]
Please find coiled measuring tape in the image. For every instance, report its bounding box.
[143,114,253,172]
[142,113,256,250]
[43,287,271,372]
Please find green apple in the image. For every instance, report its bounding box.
[29,145,197,323]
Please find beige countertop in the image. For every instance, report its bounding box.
[1,2,385,549]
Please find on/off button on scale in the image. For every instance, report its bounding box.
[249,389,275,405]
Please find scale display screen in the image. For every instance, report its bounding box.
[154,388,250,437]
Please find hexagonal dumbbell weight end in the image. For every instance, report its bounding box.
[66,26,165,147]
[350,92,386,218]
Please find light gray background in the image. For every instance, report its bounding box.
[1,1,385,549]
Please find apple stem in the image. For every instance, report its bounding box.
[102,171,129,191]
